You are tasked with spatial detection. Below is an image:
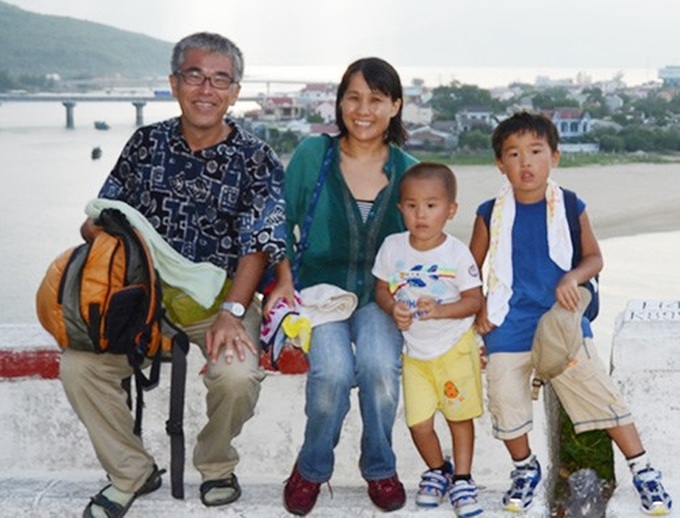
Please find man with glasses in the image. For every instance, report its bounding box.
[63,32,287,518]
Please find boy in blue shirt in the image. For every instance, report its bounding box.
[469,111,672,515]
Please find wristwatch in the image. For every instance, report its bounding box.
[221,301,246,318]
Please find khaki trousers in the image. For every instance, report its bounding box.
[60,301,263,492]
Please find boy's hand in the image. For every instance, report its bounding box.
[556,273,581,312]
[392,301,413,330]
[474,303,495,336]
[416,296,437,320]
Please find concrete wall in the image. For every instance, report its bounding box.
[0,324,556,516]
[607,300,679,516]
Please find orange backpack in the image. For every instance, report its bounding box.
[36,208,188,499]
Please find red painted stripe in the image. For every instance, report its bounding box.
[0,349,60,379]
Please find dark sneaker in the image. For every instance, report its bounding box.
[367,474,406,512]
[633,467,672,515]
[283,464,321,516]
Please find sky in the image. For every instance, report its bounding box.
[6,0,680,84]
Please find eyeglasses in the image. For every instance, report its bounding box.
[175,69,237,90]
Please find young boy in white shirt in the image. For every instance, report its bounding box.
[374,162,484,518]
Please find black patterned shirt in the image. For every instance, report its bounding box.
[98,117,286,276]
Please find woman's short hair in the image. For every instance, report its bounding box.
[335,57,408,146]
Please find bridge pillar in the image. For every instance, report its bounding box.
[62,101,76,129]
[133,101,146,127]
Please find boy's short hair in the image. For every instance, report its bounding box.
[492,111,560,158]
[399,162,457,202]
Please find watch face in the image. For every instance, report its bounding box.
[223,302,245,317]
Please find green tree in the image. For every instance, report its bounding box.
[430,81,501,120]
[598,134,625,153]
[459,129,491,151]
[531,88,580,110]
[582,87,608,118]
[0,69,17,91]
[306,113,324,123]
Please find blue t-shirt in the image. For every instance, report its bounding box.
[478,196,593,354]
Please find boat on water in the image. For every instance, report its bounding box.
[94,121,110,130]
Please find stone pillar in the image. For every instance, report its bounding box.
[133,101,146,127]
[62,101,76,129]
[607,300,680,515]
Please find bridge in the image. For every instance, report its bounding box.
[0,92,263,128]
[0,78,320,128]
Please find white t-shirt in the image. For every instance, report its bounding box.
[372,231,482,360]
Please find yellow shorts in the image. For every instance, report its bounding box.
[403,328,484,427]
[486,338,633,440]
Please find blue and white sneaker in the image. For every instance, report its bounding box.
[502,456,542,512]
[449,479,483,517]
[633,467,672,515]
[415,461,453,507]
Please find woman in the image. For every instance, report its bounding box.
[278,57,417,515]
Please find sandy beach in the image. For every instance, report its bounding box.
[445,162,680,244]
[445,161,680,356]
[0,160,678,335]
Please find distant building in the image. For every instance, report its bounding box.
[604,94,624,112]
[309,123,339,136]
[402,103,433,126]
[402,80,433,126]
[407,126,457,150]
[658,66,680,87]
[309,100,335,123]
[543,109,591,138]
[456,107,494,131]
[298,83,337,102]
[257,96,304,122]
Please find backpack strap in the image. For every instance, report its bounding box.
[562,188,581,268]
[292,135,334,289]
[163,318,189,500]
[479,198,494,230]
[562,188,599,321]
[99,207,190,498]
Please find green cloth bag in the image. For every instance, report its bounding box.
[162,278,231,327]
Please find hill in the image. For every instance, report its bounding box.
[0,1,172,79]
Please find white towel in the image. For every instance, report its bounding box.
[485,179,572,326]
[85,199,226,309]
[299,283,358,327]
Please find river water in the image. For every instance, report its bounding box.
[1,99,678,361]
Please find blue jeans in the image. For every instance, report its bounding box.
[297,302,403,482]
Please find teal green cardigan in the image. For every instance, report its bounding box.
[285,135,418,307]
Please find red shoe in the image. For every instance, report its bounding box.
[367,474,406,512]
[283,464,321,516]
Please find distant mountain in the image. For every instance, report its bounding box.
[0,1,173,79]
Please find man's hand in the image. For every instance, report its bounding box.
[205,310,256,365]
